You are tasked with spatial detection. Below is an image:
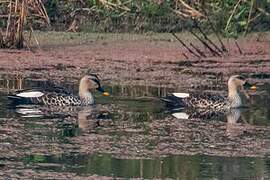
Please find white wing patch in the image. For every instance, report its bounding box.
[16,108,42,114]
[16,91,44,98]
[172,112,189,119]
[172,93,190,98]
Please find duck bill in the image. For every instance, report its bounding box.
[96,86,110,96]
[243,82,257,91]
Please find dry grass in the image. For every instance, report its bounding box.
[0,0,49,49]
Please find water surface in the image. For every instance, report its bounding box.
[0,75,269,179]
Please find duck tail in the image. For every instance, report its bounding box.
[7,95,22,100]
[160,93,189,108]
[7,95,32,105]
[7,90,44,105]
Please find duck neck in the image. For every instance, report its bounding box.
[79,88,94,105]
[226,109,241,124]
[79,91,94,105]
[228,83,242,108]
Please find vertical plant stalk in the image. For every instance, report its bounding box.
[193,20,223,53]
[30,26,41,49]
[189,42,206,57]
[5,0,13,39]
[171,33,201,58]
[190,30,221,57]
[16,0,27,48]
[225,0,242,31]
[15,0,18,12]
[37,0,50,24]
[0,32,3,48]
[201,8,227,52]
[234,40,243,55]
[244,0,255,36]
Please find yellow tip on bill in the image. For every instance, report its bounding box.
[250,85,257,90]
[103,92,110,96]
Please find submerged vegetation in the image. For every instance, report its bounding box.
[0,0,269,48]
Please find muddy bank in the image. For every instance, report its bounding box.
[0,33,269,88]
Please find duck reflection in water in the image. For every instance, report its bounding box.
[171,108,251,137]
[14,105,112,132]
[77,106,112,132]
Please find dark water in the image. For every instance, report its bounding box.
[0,76,270,179]
[21,153,270,179]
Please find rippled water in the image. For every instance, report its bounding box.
[0,75,269,179]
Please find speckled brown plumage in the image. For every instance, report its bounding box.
[163,75,256,111]
[8,74,109,106]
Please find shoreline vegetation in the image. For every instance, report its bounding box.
[30,31,270,48]
[0,0,269,49]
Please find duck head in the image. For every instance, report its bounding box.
[228,75,256,108]
[79,74,110,98]
[228,75,256,92]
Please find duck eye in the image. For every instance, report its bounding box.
[237,76,245,80]
[89,73,100,80]
[90,78,100,86]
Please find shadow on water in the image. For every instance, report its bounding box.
[0,75,270,179]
